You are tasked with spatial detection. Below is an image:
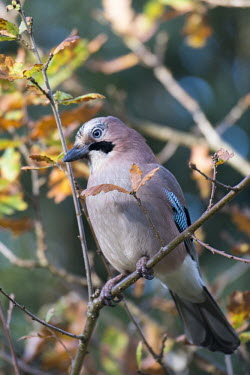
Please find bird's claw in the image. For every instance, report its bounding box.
[136,256,154,280]
[99,274,125,306]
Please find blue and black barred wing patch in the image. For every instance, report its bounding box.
[165,191,188,232]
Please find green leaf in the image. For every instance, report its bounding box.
[0,18,19,39]
[240,331,250,344]
[54,90,73,102]
[58,93,105,105]
[45,308,55,323]
[0,193,27,215]
[136,341,143,370]
[23,64,43,78]
[0,148,21,182]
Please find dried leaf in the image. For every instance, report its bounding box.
[0,217,32,235]
[0,18,19,40]
[0,54,23,81]
[136,167,160,192]
[52,35,80,55]
[57,93,105,105]
[227,291,250,328]
[23,64,43,78]
[29,154,55,164]
[47,169,71,203]
[130,163,143,191]
[214,148,234,166]
[81,184,129,198]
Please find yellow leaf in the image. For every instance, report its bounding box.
[29,154,55,164]
[23,64,43,78]
[0,148,21,182]
[227,291,250,329]
[183,13,213,48]
[0,18,19,39]
[47,169,71,203]
[0,54,23,81]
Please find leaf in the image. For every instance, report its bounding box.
[0,148,21,182]
[52,35,80,55]
[232,242,250,256]
[29,154,55,164]
[0,139,21,150]
[190,145,212,199]
[214,148,234,166]
[136,341,143,370]
[136,167,160,192]
[183,13,213,48]
[231,207,250,236]
[23,64,43,78]
[21,165,52,171]
[81,184,129,198]
[0,54,23,81]
[45,308,55,323]
[47,169,72,203]
[0,193,27,215]
[239,331,250,344]
[53,90,73,102]
[0,18,19,39]
[57,93,105,105]
[30,102,103,139]
[130,163,143,191]
[227,291,250,328]
[0,217,32,235]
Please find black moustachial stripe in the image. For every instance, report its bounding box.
[89,141,114,154]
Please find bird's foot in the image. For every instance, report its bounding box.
[136,256,154,280]
[99,274,125,306]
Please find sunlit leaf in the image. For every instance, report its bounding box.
[232,242,250,255]
[53,90,73,102]
[190,145,212,199]
[0,139,21,150]
[23,64,43,78]
[0,216,32,235]
[0,54,23,81]
[183,13,213,48]
[81,184,129,198]
[0,18,19,39]
[47,168,71,203]
[29,154,55,164]
[57,93,105,105]
[136,341,143,370]
[130,163,143,191]
[240,331,250,344]
[52,35,80,55]
[0,148,21,182]
[136,167,159,192]
[0,193,27,215]
[227,291,250,329]
[159,0,194,11]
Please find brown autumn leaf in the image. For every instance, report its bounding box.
[136,167,160,192]
[0,54,23,81]
[81,184,129,198]
[183,13,213,48]
[190,145,212,199]
[231,206,250,236]
[90,53,139,74]
[214,148,234,166]
[0,117,24,130]
[47,169,71,203]
[227,291,250,328]
[232,242,250,256]
[30,102,103,139]
[130,163,143,191]
[30,154,55,164]
[0,217,32,235]
[52,35,80,55]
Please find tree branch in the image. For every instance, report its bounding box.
[201,0,250,7]
[70,173,250,374]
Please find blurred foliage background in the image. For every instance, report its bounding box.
[0,0,250,374]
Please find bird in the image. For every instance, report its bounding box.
[63,116,240,354]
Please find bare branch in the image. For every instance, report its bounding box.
[0,303,21,375]
[0,288,84,340]
[0,242,38,268]
[192,235,250,263]
[201,0,250,7]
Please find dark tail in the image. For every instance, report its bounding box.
[171,287,240,354]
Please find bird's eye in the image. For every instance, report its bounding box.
[92,128,103,138]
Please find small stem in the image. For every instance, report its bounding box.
[208,161,217,210]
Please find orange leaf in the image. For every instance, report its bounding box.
[0,217,32,235]
[130,163,143,191]
[136,167,160,192]
[81,184,129,198]
[52,35,80,55]
[47,169,71,203]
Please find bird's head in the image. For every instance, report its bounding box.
[63,116,155,172]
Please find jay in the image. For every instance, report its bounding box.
[63,116,240,354]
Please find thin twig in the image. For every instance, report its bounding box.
[16,0,93,300]
[192,235,250,263]
[0,349,51,375]
[70,173,250,374]
[189,163,238,191]
[0,288,84,340]
[201,0,250,7]
[123,299,169,375]
[208,160,217,210]
[0,303,21,375]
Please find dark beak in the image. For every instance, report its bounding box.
[63,145,90,162]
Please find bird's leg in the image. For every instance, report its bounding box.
[136,256,154,280]
[99,273,126,306]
